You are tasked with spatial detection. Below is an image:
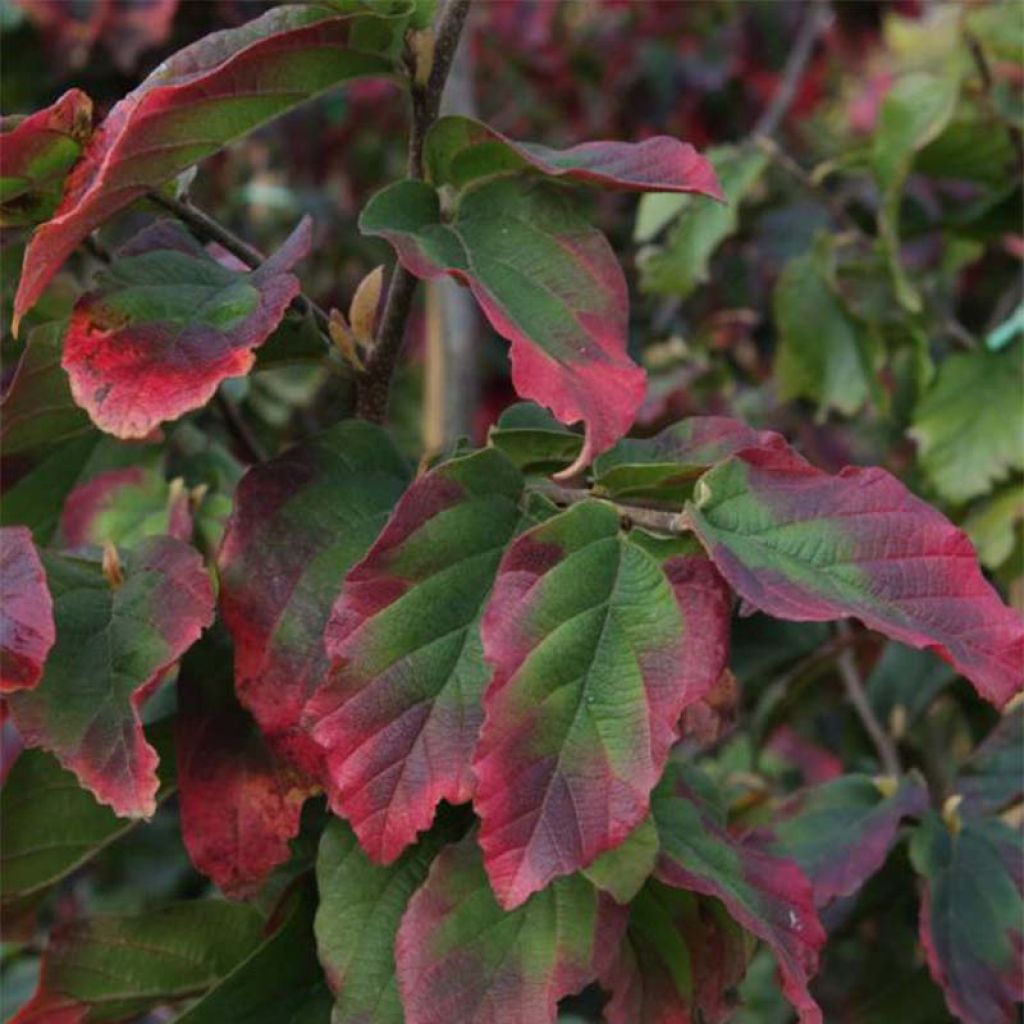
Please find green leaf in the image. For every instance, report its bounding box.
[314,816,450,1024]
[14,901,264,1022]
[0,725,175,909]
[774,241,877,417]
[873,72,959,312]
[963,484,1024,571]
[0,320,91,457]
[954,707,1024,818]
[487,402,583,475]
[582,816,659,905]
[909,812,1023,1024]
[637,145,767,297]
[177,884,331,1024]
[867,642,956,733]
[910,347,1024,503]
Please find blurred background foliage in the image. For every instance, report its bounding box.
[1,1,1021,1021]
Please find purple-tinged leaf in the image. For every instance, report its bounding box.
[910,811,1024,1024]
[688,447,1024,708]
[218,421,410,778]
[955,707,1023,818]
[651,761,826,1024]
[0,526,55,694]
[395,834,628,1024]
[305,449,523,863]
[424,115,724,198]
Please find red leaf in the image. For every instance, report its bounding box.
[218,421,410,778]
[305,449,523,863]
[652,763,826,1024]
[426,115,725,198]
[395,834,628,1024]
[13,5,394,329]
[0,89,92,228]
[0,527,55,694]
[689,447,1024,708]
[472,506,731,908]
[176,632,313,899]
[63,218,310,438]
[7,537,213,817]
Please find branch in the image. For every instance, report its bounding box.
[752,0,832,140]
[147,191,333,338]
[835,621,902,776]
[215,391,267,464]
[534,482,690,535]
[356,0,472,423]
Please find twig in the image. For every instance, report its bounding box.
[967,35,1024,171]
[356,0,472,422]
[215,392,267,464]
[751,0,832,141]
[147,191,332,337]
[835,621,901,776]
[535,482,691,535]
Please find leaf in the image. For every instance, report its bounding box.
[487,402,583,476]
[12,901,264,1024]
[910,348,1024,504]
[1,526,55,693]
[955,707,1024,818]
[60,466,191,549]
[867,642,956,733]
[0,726,175,911]
[360,176,646,478]
[314,815,449,1024]
[218,421,410,777]
[774,243,876,418]
[582,815,659,905]
[394,834,628,1024]
[650,761,826,1024]
[0,89,92,228]
[177,883,332,1024]
[424,115,723,197]
[963,484,1024,571]
[687,447,1024,708]
[472,502,730,908]
[63,218,311,439]
[305,449,523,863]
[0,321,92,457]
[594,416,788,503]
[176,630,315,899]
[600,882,750,1024]
[12,4,402,328]
[764,774,929,905]
[909,812,1024,1024]
[872,72,959,312]
[7,536,214,817]
[637,144,767,297]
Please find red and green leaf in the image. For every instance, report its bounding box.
[176,630,314,899]
[651,761,826,1024]
[424,115,724,197]
[0,526,55,694]
[763,774,929,905]
[12,3,403,327]
[60,466,191,549]
[315,815,450,1024]
[218,420,410,777]
[12,901,264,1024]
[687,447,1024,708]
[909,812,1024,1024]
[955,707,1024,818]
[394,834,628,1024]
[0,89,92,228]
[594,416,788,502]
[63,218,310,438]
[305,448,523,863]
[600,882,751,1024]
[360,176,646,478]
[472,503,729,908]
[6,536,214,817]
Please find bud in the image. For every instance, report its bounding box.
[102,541,124,589]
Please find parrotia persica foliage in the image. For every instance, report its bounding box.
[2,2,1022,1023]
